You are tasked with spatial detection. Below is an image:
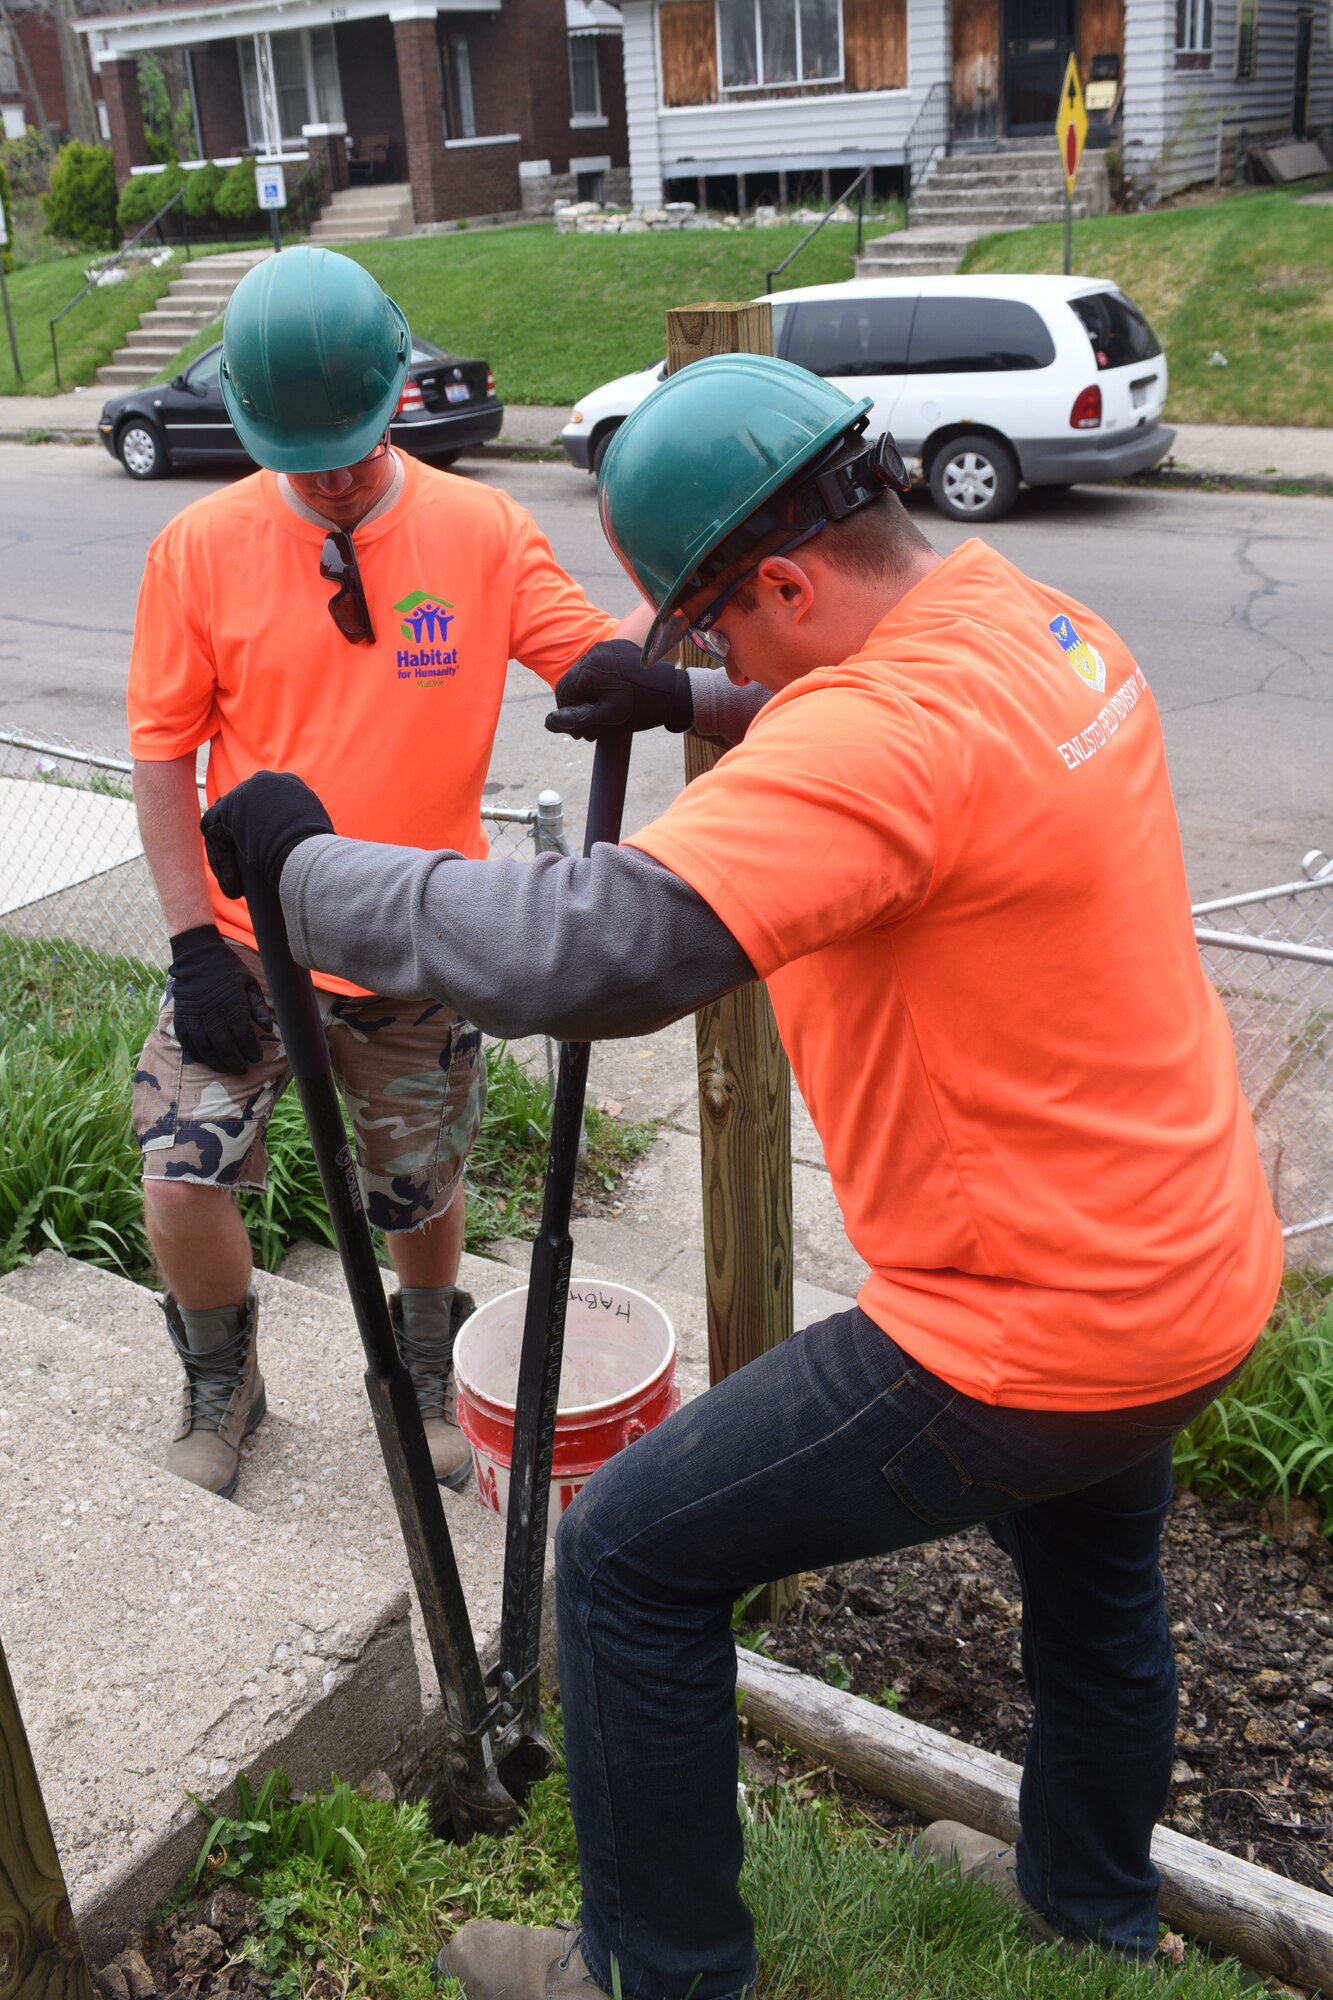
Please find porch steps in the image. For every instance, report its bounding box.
[857,146,1108,277]
[0,1232,726,1973]
[96,249,270,388]
[308,182,415,245]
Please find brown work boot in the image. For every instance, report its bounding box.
[162,1290,266,1501]
[390,1286,475,1491]
[436,1921,605,1999]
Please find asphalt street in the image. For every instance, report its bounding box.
[1,440,1329,899]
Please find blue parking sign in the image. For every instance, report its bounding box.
[255,166,287,210]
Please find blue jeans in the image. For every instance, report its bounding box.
[555,1306,1242,2000]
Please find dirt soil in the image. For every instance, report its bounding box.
[756,1491,1333,1894]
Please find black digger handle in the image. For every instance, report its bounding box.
[239,862,515,1835]
[498,727,633,1714]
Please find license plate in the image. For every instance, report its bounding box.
[1130,378,1154,408]
[445,383,470,404]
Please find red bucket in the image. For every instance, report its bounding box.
[453,1281,679,1531]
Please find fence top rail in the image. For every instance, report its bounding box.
[1192,925,1333,969]
[0,730,134,776]
[1191,855,1333,919]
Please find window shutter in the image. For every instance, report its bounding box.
[843,0,907,88]
[660,0,719,105]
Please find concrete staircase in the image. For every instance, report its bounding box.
[97,250,271,390]
[308,182,415,245]
[857,140,1108,278]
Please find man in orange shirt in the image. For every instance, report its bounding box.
[128,246,643,1502]
[205,356,1281,1995]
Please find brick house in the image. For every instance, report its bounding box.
[1,4,100,143]
[625,0,1330,205]
[73,0,629,225]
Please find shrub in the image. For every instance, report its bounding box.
[0,128,56,201]
[42,141,118,249]
[115,161,186,239]
[1174,1299,1333,1529]
[181,160,223,225]
[215,158,261,227]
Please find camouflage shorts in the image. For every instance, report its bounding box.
[132,945,486,1233]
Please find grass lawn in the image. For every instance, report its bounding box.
[960,188,1333,427]
[338,220,882,406]
[0,250,178,399]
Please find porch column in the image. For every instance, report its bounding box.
[303,121,351,195]
[392,12,449,222]
[101,55,150,189]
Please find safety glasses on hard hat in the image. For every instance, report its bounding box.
[647,522,829,667]
[320,529,375,646]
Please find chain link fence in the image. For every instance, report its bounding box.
[1193,853,1333,1308]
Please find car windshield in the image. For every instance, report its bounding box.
[188,348,222,387]
[411,338,447,362]
[1070,292,1163,370]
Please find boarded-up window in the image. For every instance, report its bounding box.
[660,0,718,103]
[844,0,906,86]
[1078,0,1125,88]
[951,0,999,126]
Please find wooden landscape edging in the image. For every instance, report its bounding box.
[736,1648,1333,1992]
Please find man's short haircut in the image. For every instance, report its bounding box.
[727,490,933,614]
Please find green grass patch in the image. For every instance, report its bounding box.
[0,934,653,1279]
[185,1737,1251,1999]
[338,220,894,406]
[0,251,179,398]
[959,189,1333,427]
[1173,1296,1333,1530]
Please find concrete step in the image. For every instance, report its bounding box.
[327,183,412,206]
[0,1289,418,1969]
[0,1254,521,1732]
[307,223,402,243]
[321,196,412,220]
[932,156,1068,180]
[166,283,237,305]
[122,330,190,352]
[855,253,968,276]
[912,196,1091,224]
[96,363,159,386]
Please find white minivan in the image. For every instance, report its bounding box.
[561,275,1173,523]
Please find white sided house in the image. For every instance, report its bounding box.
[623,0,1330,206]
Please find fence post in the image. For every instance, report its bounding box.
[664,301,798,1624]
[0,1631,94,1999]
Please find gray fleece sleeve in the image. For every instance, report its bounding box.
[281,835,756,1042]
[685,669,770,746]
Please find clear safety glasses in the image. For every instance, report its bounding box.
[647,520,829,667]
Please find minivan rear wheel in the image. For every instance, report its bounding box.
[928,434,1018,523]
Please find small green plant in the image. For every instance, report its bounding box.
[116,162,187,238]
[873,1686,903,1712]
[731,1584,773,1657]
[23,428,50,445]
[182,161,224,227]
[824,1654,852,1691]
[43,142,118,249]
[191,1771,370,1887]
[1173,1298,1333,1530]
[215,159,261,228]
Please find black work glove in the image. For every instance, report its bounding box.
[545,639,694,742]
[201,770,335,900]
[168,924,271,1076]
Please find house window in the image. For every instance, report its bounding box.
[240,28,343,149]
[717,0,843,89]
[1234,0,1258,74]
[570,37,603,117]
[449,32,476,138]
[1175,0,1213,58]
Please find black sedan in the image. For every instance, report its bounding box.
[98,336,504,480]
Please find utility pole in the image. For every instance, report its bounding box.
[663,299,798,1625]
[0,1630,94,1999]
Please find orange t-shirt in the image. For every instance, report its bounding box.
[630,540,1281,1411]
[127,454,617,993]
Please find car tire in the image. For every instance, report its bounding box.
[117,419,168,480]
[591,423,621,478]
[928,434,1019,523]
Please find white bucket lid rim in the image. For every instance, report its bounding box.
[454,1280,677,1420]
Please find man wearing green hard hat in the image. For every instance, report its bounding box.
[126,245,650,1506]
[205,351,1278,1997]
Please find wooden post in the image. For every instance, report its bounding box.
[0,1634,93,2000]
[664,302,798,1624]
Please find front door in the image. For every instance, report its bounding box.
[1294,11,1313,138]
[1004,0,1076,132]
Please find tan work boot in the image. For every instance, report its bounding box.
[914,1821,1067,1946]
[162,1290,266,1501]
[390,1287,475,1491]
[436,1921,605,1999]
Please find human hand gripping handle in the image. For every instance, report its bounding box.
[168,924,272,1076]
[201,770,335,902]
[545,638,694,742]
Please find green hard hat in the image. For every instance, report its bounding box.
[220,246,411,473]
[598,353,872,666]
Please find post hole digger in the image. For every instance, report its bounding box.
[234,727,632,1840]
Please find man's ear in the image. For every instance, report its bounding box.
[757,556,816,619]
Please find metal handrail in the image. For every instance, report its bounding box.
[49,183,192,390]
[764,162,872,293]
[904,80,952,229]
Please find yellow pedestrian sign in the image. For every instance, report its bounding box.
[1055,55,1088,198]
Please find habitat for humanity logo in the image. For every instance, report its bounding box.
[1048,613,1106,694]
[394,590,458,683]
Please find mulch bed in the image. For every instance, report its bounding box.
[754,1490,1333,1894]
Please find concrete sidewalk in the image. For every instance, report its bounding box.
[1,388,1330,489]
